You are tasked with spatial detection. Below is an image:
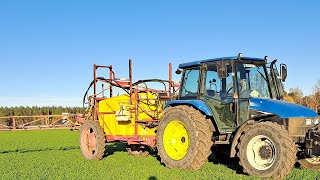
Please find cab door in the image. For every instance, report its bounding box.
[200,61,237,132]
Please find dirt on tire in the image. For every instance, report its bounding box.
[156,105,214,170]
[237,121,296,178]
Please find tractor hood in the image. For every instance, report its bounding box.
[249,98,318,118]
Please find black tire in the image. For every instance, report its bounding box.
[80,121,106,160]
[156,105,213,170]
[237,122,296,178]
[126,145,150,157]
[298,155,320,170]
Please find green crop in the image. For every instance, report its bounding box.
[0,130,319,179]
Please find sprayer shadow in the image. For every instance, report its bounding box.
[103,142,157,157]
[0,146,79,154]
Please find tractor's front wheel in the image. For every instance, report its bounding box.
[80,121,106,160]
[298,155,320,170]
[237,122,296,178]
[156,106,213,170]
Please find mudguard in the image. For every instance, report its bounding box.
[165,100,213,116]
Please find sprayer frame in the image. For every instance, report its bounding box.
[89,59,177,147]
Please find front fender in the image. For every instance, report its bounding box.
[230,120,255,157]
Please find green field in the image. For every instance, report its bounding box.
[0,130,319,180]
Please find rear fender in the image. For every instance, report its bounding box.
[165,100,213,116]
[164,101,215,132]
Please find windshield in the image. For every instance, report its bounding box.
[236,63,270,99]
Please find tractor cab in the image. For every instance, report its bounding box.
[174,54,288,132]
[167,53,317,135]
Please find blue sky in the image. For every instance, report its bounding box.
[0,1,319,107]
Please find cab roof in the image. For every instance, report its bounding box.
[179,56,265,68]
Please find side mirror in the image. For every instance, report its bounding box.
[217,61,227,78]
[280,64,287,82]
[175,68,182,75]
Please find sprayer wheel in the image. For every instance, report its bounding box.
[80,121,106,160]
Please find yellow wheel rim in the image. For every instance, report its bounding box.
[163,120,189,160]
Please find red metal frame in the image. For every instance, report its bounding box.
[91,59,177,148]
[0,114,79,130]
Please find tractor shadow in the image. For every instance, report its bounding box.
[209,146,243,174]
[102,143,243,175]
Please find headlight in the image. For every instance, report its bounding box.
[306,119,312,126]
[306,118,319,126]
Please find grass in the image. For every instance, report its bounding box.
[0,130,319,180]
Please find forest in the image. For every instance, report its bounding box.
[285,79,320,114]
[0,106,85,117]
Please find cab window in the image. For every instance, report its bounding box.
[180,68,200,98]
[203,62,234,100]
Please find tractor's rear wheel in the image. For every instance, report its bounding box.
[237,122,296,178]
[156,105,213,170]
[298,155,320,170]
[80,121,106,160]
[127,145,150,157]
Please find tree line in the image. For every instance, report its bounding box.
[0,106,85,117]
[284,79,320,114]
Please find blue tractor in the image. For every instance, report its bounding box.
[156,54,319,178]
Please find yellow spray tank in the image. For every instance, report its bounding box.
[98,91,164,137]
